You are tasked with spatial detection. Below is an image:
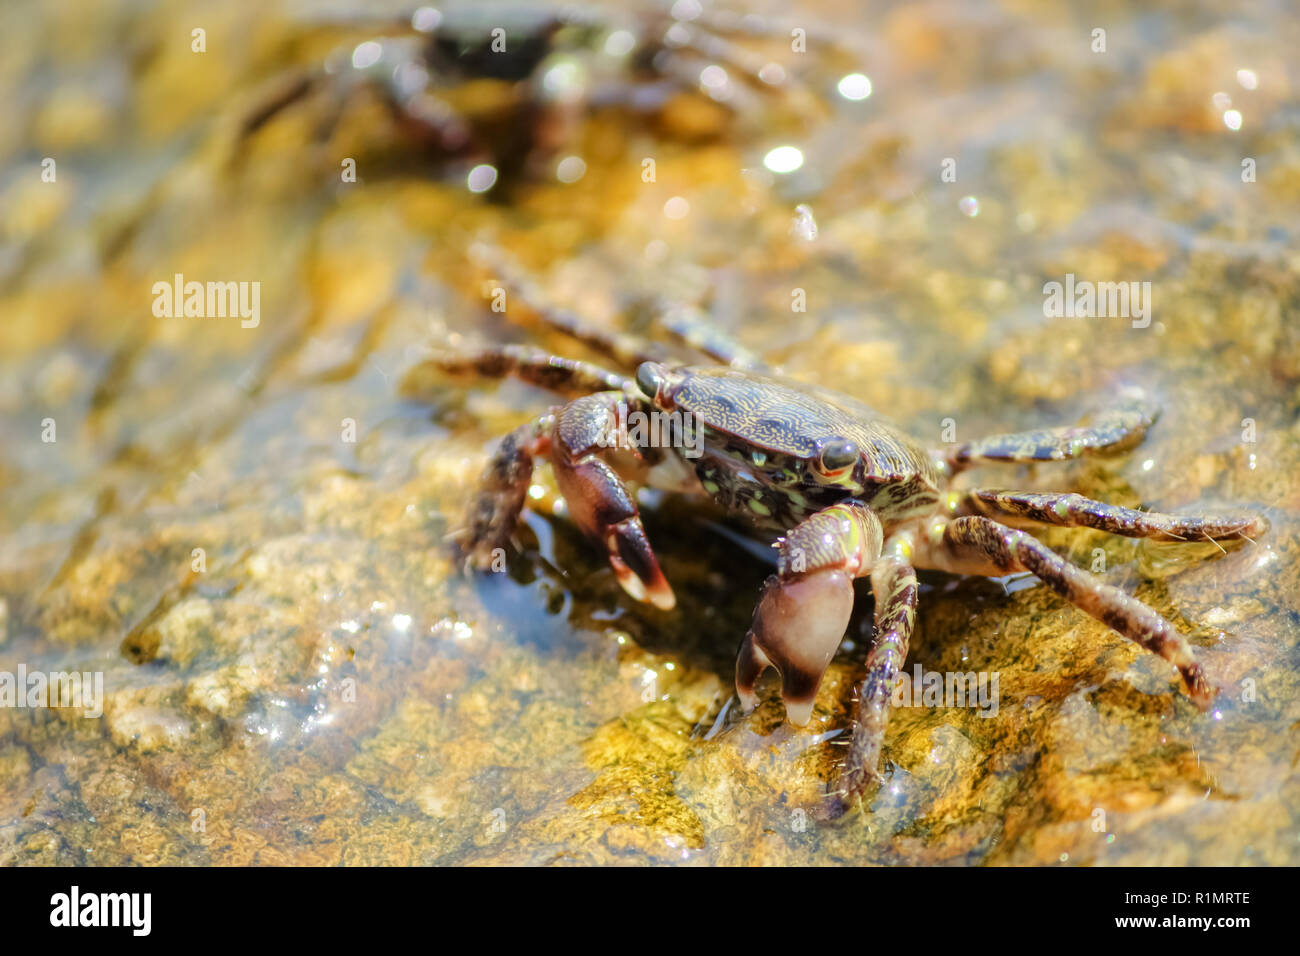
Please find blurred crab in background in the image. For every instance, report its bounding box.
[236,1,860,188]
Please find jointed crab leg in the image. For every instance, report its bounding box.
[453,413,555,568]
[647,12,851,118]
[951,489,1268,542]
[944,401,1157,473]
[401,344,635,399]
[919,515,1214,707]
[819,491,1255,818]
[469,246,676,369]
[658,304,771,372]
[736,503,882,726]
[240,70,319,138]
[469,249,776,373]
[822,549,918,820]
[240,38,471,153]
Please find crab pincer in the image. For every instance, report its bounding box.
[735,568,856,727]
[736,503,882,726]
[550,393,676,611]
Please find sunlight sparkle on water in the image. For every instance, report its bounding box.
[556,156,587,183]
[411,7,441,32]
[700,65,728,89]
[542,60,584,100]
[791,204,818,241]
[604,30,636,57]
[699,64,731,100]
[837,73,872,100]
[467,165,498,193]
[671,0,703,20]
[763,146,804,174]
[351,41,382,70]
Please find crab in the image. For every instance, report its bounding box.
[238,1,847,185]
[405,255,1269,820]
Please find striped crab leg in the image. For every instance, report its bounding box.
[451,412,555,569]
[400,344,635,399]
[941,401,1158,474]
[948,489,1268,542]
[916,515,1215,708]
[820,547,918,821]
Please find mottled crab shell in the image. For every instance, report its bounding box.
[648,365,939,486]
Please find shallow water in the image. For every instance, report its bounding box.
[1,0,1297,865]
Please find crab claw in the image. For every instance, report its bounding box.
[550,415,676,611]
[607,517,675,610]
[735,568,855,726]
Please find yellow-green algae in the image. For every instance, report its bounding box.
[0,0,1297,865]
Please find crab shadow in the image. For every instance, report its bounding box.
[463,493,887,693]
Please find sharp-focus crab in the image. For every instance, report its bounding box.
[240,1,846,184]
[406,256,1268,820]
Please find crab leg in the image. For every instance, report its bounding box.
[949,489,1268,542]
[468,245,676,369]
[657,303,770,372]
[917,515,1213,707]
[736,503,882,727]
[943,401,1157,473]
[452,413,554,568]
[241,34,478,152]
[647,18,834,117]
[400,345,634,399]
[240,70,320,139]
[821,548,918,820]
[550,393,675,610]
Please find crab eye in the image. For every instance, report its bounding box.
[635,362,663,401]
[817,438,858,474]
